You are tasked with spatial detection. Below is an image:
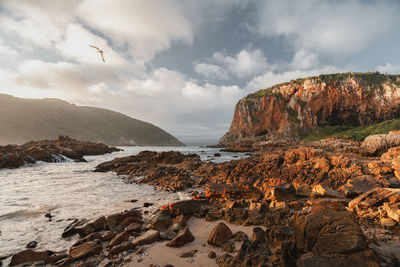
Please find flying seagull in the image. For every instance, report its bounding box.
[89,45,105,63]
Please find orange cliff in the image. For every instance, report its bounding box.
[220,72,400,144]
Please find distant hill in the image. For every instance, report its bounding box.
[0,94,184,146]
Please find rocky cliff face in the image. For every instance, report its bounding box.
[220,72,400,144]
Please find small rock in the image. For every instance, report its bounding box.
[214,153,221,157]
[143,202,153,208]
[9,250,53,266]
[166,228,195,247]
[208,251,216,259]
[207,222,233,247]
[179,250,197,258]
[222,240,235,253]
[26,241,38,249]
[68,241,102,260]
[108,231,129,248]
[160,229,177,240]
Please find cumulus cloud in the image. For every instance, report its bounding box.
[77,0,193,61]
[376,63,400,74]
[195,48,270,80]
[255,0,397,57]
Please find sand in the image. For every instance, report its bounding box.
[124,217,258,267]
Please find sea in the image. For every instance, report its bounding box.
[0,146,246,257]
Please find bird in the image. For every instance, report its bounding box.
[89,45,105,63]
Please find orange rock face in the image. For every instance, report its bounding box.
[220,73,400,144]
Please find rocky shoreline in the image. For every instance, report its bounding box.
[2,134,400,266]
[0,136,120,169]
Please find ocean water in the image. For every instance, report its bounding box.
[0,146,245,257]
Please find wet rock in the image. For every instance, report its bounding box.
[339,175,382,198]
[214,153,221,157]
[9,250,53,266]
[131,230,160,247]
[26,240,38,249]
[108,231,129,248]
[143,202,153,207]
[233,231,249,242]
[168,199,208,216]
[207,222,233,247]
[76,216,107,237]
[72,232,102,247]
[101,231,117,241]
[166,228,195,247]
[249,227,265,244]
[68,241,102,260]
[106,209,142,229]
[62,219,87,238]
[151,213,172,231]
[222,240,235,253]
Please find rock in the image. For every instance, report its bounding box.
[107,242,132,258]
[68,241,102,260]
[208,251,216,259]
[349,188,400,210]
[383,202,400,222]
[179,250,197,258]
[168,199,208,216]
[339,175,382,198]
[222,240,235,253]
[362,133,400,156]
[207,222,233,247]
[233,231,249,242]
[294,202,379,266]
[26,241,38,249]
[106,210,142,229]
[9,250,53,266]
[72,232,102,247]
[131,230,160,247]
[166,228,195,247]
[249,227,265,243]
[143,202,153,207]
[380,217,397,228]
[160,229,177,240]
[75,216,107,237]
[312,184,344,199]
[294,184,313,197]
[62,218,87,238]
[214,153,221,157]
[108,231,129,248]
[125,223,141,233]
[151,213,172,231]
[270,183,296,201]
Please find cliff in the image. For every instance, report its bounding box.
[220,72,400,144]
[0,94,184,146]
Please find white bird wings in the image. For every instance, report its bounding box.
[89,45,105,63]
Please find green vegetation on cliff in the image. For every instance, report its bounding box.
[247,72,400,99]
[0,94,184,146]
[301,119,400,142]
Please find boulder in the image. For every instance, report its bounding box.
[107,242,132,258]
[270,184,296,201]
[9,250,53,266]
[106,210,141,229]
[107,231,129,248]
[75,216,107,237]
[361,133,400,156]
[166,228,195,247]
[339,175,382,198]
[131,230,159,247]
[349,188,400,210]
[312,184,344,199]
[207,222,233,247]
[294,202,379,266]
[68,241,102,260]
[383,202,400,222]
[168,199,208,216]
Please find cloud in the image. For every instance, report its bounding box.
[195,48,270,80]
[0,38,17,57]
[376,63,400,74]
[255,0,397,57]
[77,0,193,61]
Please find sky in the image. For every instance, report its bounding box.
[1,0,400,145]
